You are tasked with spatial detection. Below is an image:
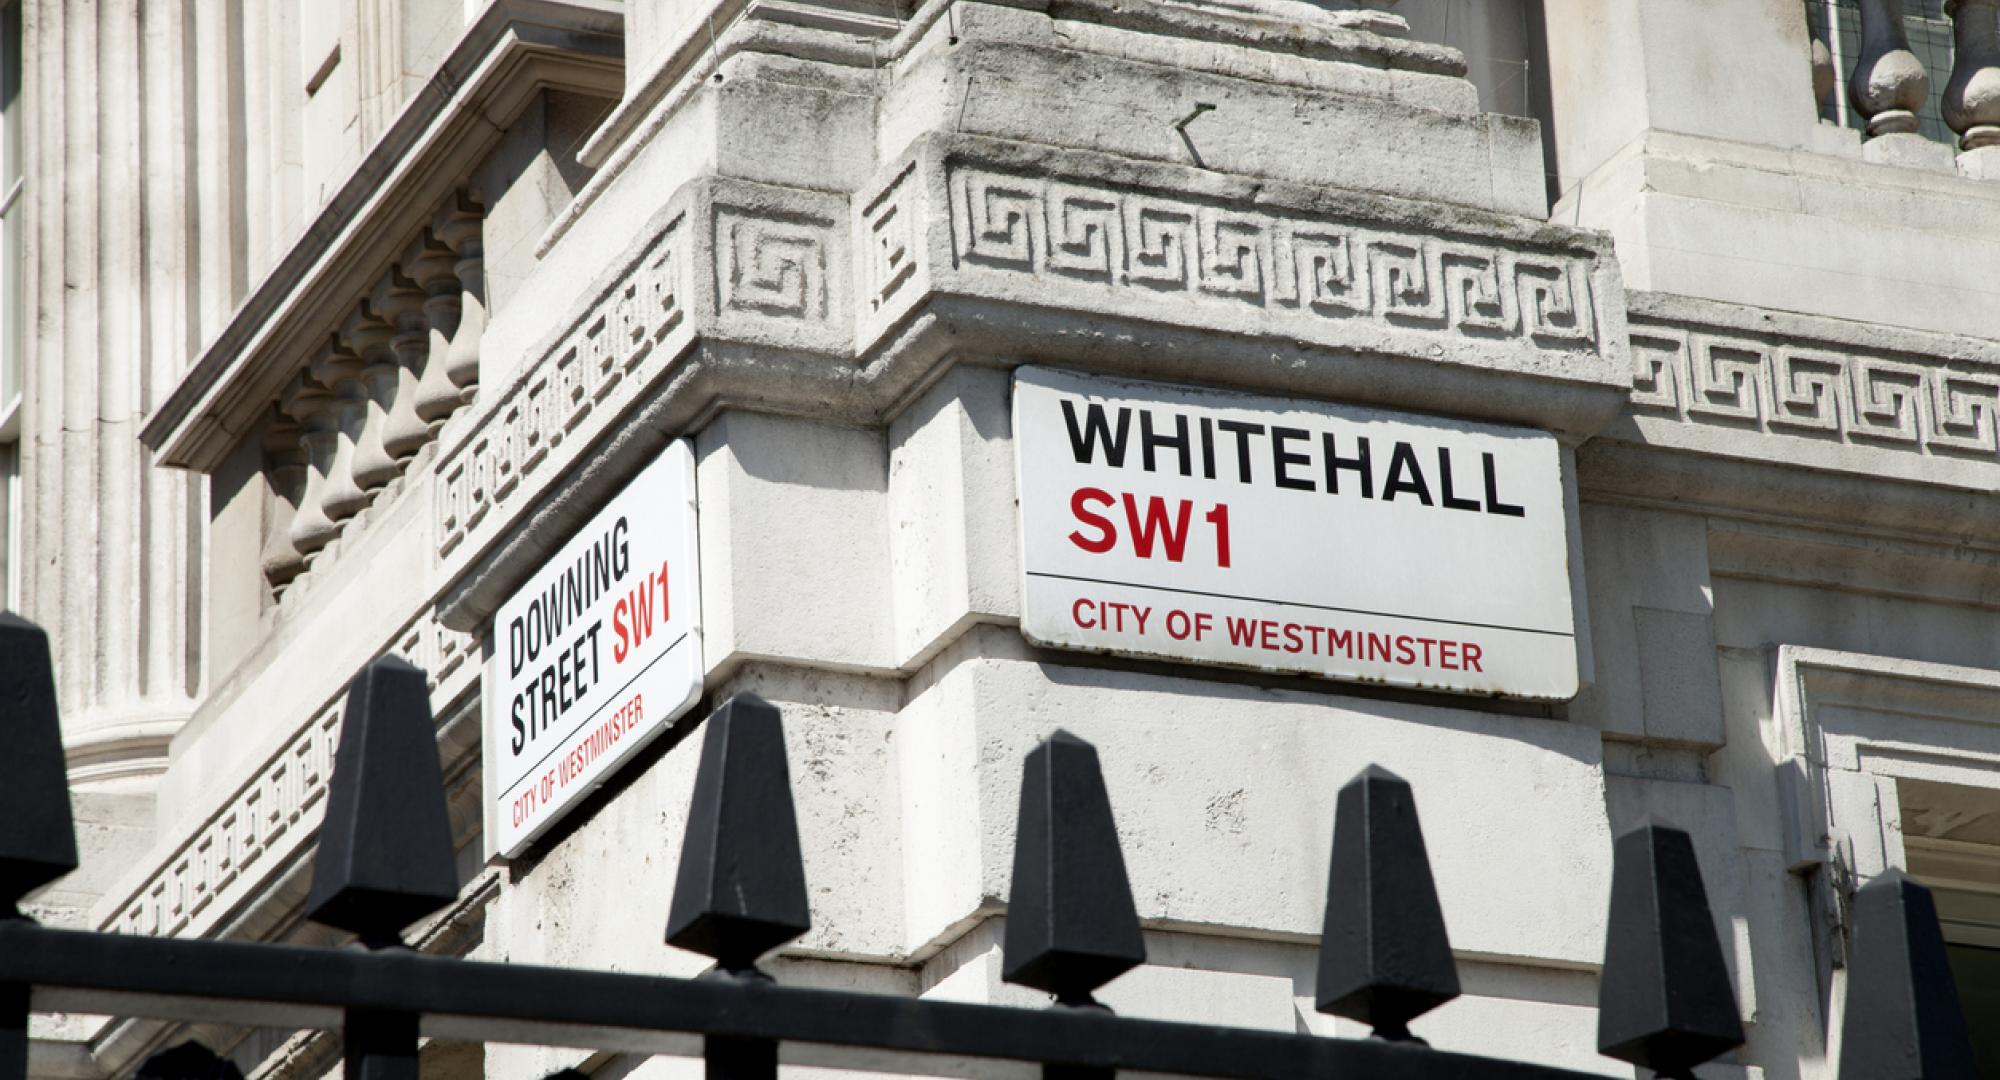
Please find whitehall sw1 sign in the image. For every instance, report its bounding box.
[1014,368,1579,699]
[484,441,703,858]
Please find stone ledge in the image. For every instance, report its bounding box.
[431,137,1631,634]
[1611,291,2000,496]
[141,0,626,473]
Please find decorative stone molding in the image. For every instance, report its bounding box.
[141,0,624,472]
[937,165,1598,347]
[1620,292,2000,491]
[435,177,847,562]
[265,193,489,597]
[855,137,1626,403]
[96,616,476,939]
[433,140,1627,632]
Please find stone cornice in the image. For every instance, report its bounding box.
[1619,290,2000,487]
[428,133,1630,632]
[1582,291,2000,546]
[139,0,625,473]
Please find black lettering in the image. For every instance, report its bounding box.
[1383,441,1433,505]
[1437,447,1481,511]
[1140,411,1192,476]
[1483,452,1527,517]
[508,617,525,678]
[612,516,631,578]
[1199,416,1217,480]
[1271,426,1314,491]
[1062,401,1131,467]
[1322,433,1373,498]
[510,693,527,754]
[1216,420,1265,483]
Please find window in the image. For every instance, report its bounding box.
[1,0,21,611]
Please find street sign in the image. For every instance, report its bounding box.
[1014,367,1579,699]
[485,441,703,857]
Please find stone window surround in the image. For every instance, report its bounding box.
[1772,645,2000,1038]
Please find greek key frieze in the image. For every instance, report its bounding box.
[104,617,472,938]
[438,214,687,559]
[943,166,1600,351]
[1627,314,2000,459]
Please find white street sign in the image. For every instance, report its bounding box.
[1014,368,1579,699]
[485,441,703,858]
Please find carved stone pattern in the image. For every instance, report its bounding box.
[716,207,831,319]
[105,617,474,937]
[945,167,1599,349]
[864,165,917,311]
[438,215,687,559]
[1629,322,2000,457]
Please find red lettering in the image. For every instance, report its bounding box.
[1069,488,1117,553]
[612,599,630,663]
[1396,635,1416,665]
[1123,494,1192,562]
[1463,643,1484,672]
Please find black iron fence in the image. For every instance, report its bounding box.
[0,613,1977,1079]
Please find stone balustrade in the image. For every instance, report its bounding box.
[1825,0,2000,152]
[258,193,486,595]
[1945,0,2000,149]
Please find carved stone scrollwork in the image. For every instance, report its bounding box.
[409,229,464,436]
[305,336,371,525]
[372,269,432,462]
[1850,0,1931,137]
[282,372,342,559]
[1945,0,2000,149]
[260,409,310,591]
[435,194,485,405]
[338,304,401,494]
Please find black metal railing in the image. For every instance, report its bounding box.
[0,613,1978,1079]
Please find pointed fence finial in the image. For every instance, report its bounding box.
[305,656,457,947]
[1597,819,1743,1079]
[1002,730,1145,1008]
[1314,765,1458,1042]
[135,1041,246,1080]
[666,695,811,975]
[1838,869,1978,1079]
[0,614,78,917]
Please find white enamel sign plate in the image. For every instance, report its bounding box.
[1014,368,1579,700]
[485,441,703,858]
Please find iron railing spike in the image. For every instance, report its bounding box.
[1001,729,1146,1009]
[666,694,811,975]
[1596,819,1743,1078]
[0,614,79,917]
[1837,869,1978,1079]
[135,1040,246,1080]
[304,655,458,948]
[1313,764,1459,1042]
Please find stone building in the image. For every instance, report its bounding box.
[10,0,2000,1076]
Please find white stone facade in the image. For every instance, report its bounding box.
[12,0,2000,1077]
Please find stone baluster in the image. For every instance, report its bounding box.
[260,409,311,592]
[372,269,433,463]
[408,229,465,437]
[306,335,372,526]
[339,302,403,494]
[283,372,344,559]
[1945,0,2000,149]
[1849,0,1931,137]
[435,194,486,404]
